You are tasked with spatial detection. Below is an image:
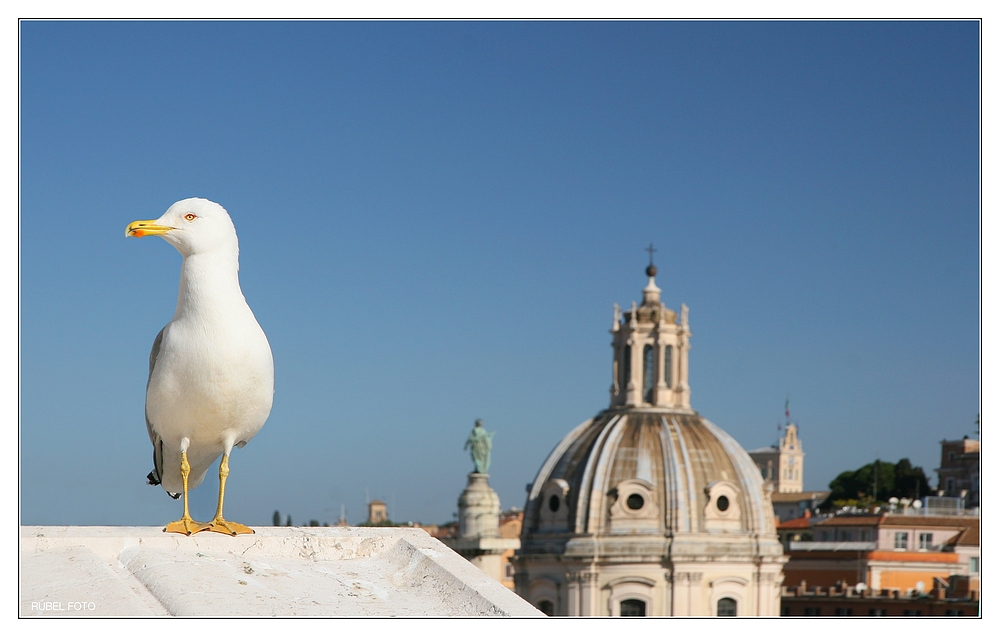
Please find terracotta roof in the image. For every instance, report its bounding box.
[881,515,976,528]
[771,491,830,503]
[778,517,812,530]
[944,521,980,547]
[815,515,882,527]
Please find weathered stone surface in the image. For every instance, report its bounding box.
[20,526,543,617]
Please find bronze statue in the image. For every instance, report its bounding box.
[464,419,495,474]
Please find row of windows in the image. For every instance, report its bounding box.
[621,344,673,401]
[894,532,935,550]
[786,607,962,616]
[813,529,937,548]
[620,596,735,617]
[536,596,738,617]
[819,529,871,541]
[760,467,800,480]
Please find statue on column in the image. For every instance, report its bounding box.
[464,419,495,474]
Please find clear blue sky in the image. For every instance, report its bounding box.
[20,21,980,527]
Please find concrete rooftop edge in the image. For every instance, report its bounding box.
[20,526,543,617]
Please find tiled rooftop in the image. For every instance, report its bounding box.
[771,491,829,503]
[778,517,812,530]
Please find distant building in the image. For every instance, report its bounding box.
[748,423,828,523]
[514,264,786,617]
[935,437,980,509]
[749,423,804,494]
[771,491,830,523]
[782,513,980,596]
[779,578,979,616]
[498,509,523,590]
[368,500,387,524]
[777,513,813,550]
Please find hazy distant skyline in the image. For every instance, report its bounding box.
[20,21,979,527]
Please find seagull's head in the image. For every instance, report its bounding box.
[126,198,239,258]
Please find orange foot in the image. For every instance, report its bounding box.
[164,516,211,535]
[206,518,255,536]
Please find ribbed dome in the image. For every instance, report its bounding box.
[523,408,775,538]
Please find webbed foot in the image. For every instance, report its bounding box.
[206,518,255,536]
[164,516,211,535]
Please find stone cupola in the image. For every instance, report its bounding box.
[610,262,691,409]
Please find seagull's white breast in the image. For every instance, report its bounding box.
[147,304,273,451]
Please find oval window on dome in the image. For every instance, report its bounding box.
[716,495,730,512]
[548,494,560,512]
[626,493,645,510]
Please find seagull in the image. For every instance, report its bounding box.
[126,198,274,535]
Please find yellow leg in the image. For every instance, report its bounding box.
[164,451,210,535]
[206,454,254,535]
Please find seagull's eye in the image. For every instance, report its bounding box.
[184,213,197,221]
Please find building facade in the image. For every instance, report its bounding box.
[770,491,831,523]
[936,437,980,510]
[367,500,387,524]
[783,513,980,595]
[779,579,979,616]
[749,424,805,494]
[512,264,787,616]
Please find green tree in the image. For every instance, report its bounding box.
[822,458,928,509]
[893,458,930,500]
[273,510,281,526]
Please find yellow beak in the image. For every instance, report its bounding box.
[126,220,174,238]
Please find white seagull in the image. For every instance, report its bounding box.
[127,198,274,535]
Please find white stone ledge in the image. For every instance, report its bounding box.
[444,537,521,552]
[20,526,543,617]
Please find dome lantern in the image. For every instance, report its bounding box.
[610,261,691,409]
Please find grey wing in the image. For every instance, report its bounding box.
[144,326,164,446]
[144,327,178,498]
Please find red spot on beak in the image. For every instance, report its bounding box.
[133,230,145,237]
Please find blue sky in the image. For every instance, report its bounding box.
[19,21,980,527]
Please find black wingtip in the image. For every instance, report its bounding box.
[146,470,160,486]
[168,491,181,500]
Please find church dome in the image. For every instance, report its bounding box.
[523,409,776,538]
[514,261,785,617]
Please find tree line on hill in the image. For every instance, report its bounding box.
[821,458,931,510]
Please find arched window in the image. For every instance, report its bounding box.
[622,345,631,389]
[717,597,737,616]
[642,345,655,403]
[537,600,554,616]
[664,345,673,389]
[620,598,646,617]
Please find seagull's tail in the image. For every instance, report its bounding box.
[146,447,180,499]
[145,470,180,500]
